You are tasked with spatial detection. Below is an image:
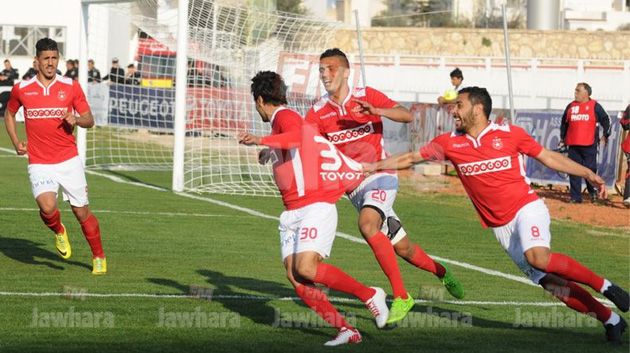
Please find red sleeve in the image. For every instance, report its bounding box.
[366,87,397,109]
[305,109,325,134]
[512,125,543,157]
[259,110,303,149]
[419,135,448,161]
[72,81,90,115]
[7,84,21,113]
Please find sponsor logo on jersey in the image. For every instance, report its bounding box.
[327,122,374,144]
[26,107,67,119]
[492,137,503,150]
[570,114,590,121]
[458,156,511,176]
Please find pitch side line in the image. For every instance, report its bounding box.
[0,291,608,307]
[86,170,538,287]
[0,207,246,218]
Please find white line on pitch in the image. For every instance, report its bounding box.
[85,170,542,288]
[0,291,609,307]
[0,207,245,218]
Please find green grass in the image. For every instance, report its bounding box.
[0,120,628,352]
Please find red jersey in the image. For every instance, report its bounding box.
[420,123,543,228]
[7,75,90,164]
[564,100,597,146]
[305,86,398,164]
[259,107,364,210]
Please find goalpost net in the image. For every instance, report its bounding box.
[84,0,340,196]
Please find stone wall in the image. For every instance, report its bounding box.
[332,28,630,60]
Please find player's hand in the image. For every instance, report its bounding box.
[599,136,608,145]
[258,148,271,165]
[352,99,381,116]
[586,172,607,199]
[63,112,78,126]
[238,132,261,146]
[14,141,27,155]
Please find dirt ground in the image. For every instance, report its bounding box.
[399,170,630,230]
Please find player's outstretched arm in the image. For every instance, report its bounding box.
[534,148,607,198]
[238,130,301,149]
[352,99,412,123]
[4,109,27,155]
[364,151,425,173]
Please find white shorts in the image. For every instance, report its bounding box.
[347,172,407,245]
[27,156,89,207]
[492,199,551,284]
[279,202,337,261]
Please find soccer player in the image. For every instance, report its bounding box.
[4,38,106,275]
[366,86,629,343]
[238,71,388,346]
[304,48,464,324]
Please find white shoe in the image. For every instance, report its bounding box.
[324,327,362,346]
[365,287,389,328]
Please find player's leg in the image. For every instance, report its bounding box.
[517,200,629,312]
[291,203,389,329]
[29,163,71,259]
[567,147,584,202]
[59,156,105,274]
[540,274,626,343]
[624,152,630,207]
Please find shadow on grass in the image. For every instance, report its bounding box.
[0,235,91,271]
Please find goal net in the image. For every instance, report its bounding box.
[84,0,340,196]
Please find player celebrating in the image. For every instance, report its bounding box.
[238,71,388,346]
[366,86,628,343]
[4,38,106,275]
[304,48,464,324]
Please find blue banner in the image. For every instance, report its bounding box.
[514,110,621,187]
[108,85,175,130]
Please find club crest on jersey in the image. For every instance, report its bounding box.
[492,137,503,150]
[57,90,67,101]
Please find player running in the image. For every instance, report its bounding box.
[238,71,388,346]
[4,38,106,274]
[366,86,629,343]
[304,48,464,324]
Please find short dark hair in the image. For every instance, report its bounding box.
[250,71,288,105]
[35,38,59,57]
[3,59,9,64]
[459,86,492,118]
[578,82,592,96]
[319,48,350,68]
[450,68,463,79]
[127,63,135,69]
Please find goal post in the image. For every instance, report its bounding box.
[81,0,340,196]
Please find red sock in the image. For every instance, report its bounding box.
[552,281,612,323]
[313,263,375,303]
[80,214,104,258]
[40,209,64,234]
[295,284,352,329]
[406,244,446,278]
[545,253,605,292]
[366,232,407,298]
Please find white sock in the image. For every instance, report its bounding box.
[605,312,620,326]
[600,279,612,294]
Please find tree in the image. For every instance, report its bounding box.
[276,0,308,16]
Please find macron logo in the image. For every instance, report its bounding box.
[320,112,336,120]
[458,156,511,176]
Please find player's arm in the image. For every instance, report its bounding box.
[352,99,412,123]
[595,102,611,145]
[238,129,301,149]
[4,108,27,155]
[559,104,570,145]
[534,148,607,198]
[63,110,94,129]
[363,151,425,173]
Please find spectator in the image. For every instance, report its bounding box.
[560,82,611,204]
[125,63,141,85]
[0,59,19,86]
[620,104,630,207]
[87,59,101,83]
[103,58,125,84]
[187,61,211,87]
[437,68,465,104]
[64,59,78,80]
[22,60,38,80]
